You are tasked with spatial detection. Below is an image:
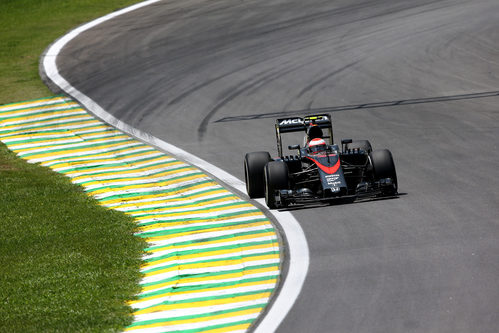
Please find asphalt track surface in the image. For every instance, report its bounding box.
[54,0,499,332]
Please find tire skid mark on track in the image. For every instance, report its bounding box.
[0,96,281,333]
[215,90,499,122]
[197,64,303,141]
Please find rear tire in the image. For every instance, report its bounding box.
[264,161,289,209]
[346,140,372,154]
[369,149,397,194]
[244,152,271,198]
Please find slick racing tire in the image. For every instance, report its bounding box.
[264,161,289,209]
[369,149,398,195]
[244,151,272,198]
[345,140,372,154]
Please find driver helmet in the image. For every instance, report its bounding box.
[308,138,327,154]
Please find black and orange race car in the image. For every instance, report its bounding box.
[244,114,398,208]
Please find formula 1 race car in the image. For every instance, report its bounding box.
[244,114,398,208]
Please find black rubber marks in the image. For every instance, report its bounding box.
[215,90,499,123]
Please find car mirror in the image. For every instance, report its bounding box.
[288,144,300,150]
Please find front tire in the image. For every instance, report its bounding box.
[369,149,397,195]
[244,151,271,198]
[264,161,289,209]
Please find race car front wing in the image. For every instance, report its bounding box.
[273,177,397,208]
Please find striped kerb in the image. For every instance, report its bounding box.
[0,96,281,333]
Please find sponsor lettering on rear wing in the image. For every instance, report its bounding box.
[276,117,305,133]
[275,114,334,157]
[276,114,332,133]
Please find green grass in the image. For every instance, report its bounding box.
[0,143,146,332]
[0,0,149,331]
[0,0,142,105]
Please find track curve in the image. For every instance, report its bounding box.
[52,0,499,332]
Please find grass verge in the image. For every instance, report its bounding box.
[0,143,146,332]
[0,0,142,105]
[0,0,146,331]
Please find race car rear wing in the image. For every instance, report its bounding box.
[275,114,333,157]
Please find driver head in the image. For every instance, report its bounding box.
[308,138,327,154]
